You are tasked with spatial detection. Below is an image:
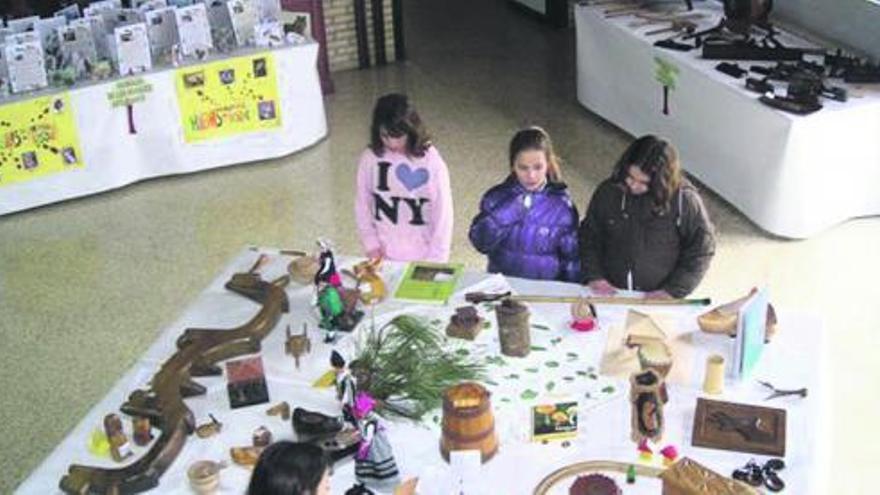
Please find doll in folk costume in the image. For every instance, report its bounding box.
[315,241,346,343]
[353,392,400,490]
[331,350,357,426]
[314,240,364,343]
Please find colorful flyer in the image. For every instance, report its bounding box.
[174,52,282,142]
[0,94,84,186]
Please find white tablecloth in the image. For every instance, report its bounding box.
[0,42,327,216]
[575,2,880,238]
[17,248,829,494]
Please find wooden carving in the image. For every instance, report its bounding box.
[660,457,759,495]
[285,324,312,368]
[59,268,290,494]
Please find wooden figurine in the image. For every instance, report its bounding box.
[131,416,153,446]
[103,413,133,462]
[352,257,387,304]
[252,426,272,447]
[266,401,291,420]
[196,414,223,439]
[660,457,759,495]
[496,299,531,357]
[446,306,483,340]
[285,323,312,368]
[629,369,666,444]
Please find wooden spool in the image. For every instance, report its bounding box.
[439,382,498,463]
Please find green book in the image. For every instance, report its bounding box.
[393,261,464,305]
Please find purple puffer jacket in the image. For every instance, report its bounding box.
[469,176,581,282]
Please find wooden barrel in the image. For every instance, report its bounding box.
[439,382,498,463]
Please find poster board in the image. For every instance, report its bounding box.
[174,51,281,142]
[0,94,83,186]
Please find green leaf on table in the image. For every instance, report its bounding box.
[455,348,470,356]
[566,352,579,360]
[505,373,520,380]
[486,356,507,366]
[546,381,555,392]
[485,379,499,386]
[483,321,492,329]
[551,337,562,346]
[576,370,588,377]
[601,385,615,394]
[530,345,547,351]
[545,360,560,368]
[520,389,538,400]
[589,373,599,380]
[500,397,511,403]
[432,415,439,424]
[525,367,539,373]
[563,376,575,382]
[532,323,551,331]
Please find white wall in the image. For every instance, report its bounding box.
[769,0,880,60]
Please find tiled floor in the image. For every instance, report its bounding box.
[2,0,878,492]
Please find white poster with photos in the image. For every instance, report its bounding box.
[34,17,67,51]
[254,20,284,48]
[54,4,83,21]
[6,16,40,34]
[145,7,179,59]
[255,0,282,22]
[0,45,9,95]
[227,0,258,46]
[71,17,111,61]
[58,24,99,68]
[116,9,147,28]
[135,0,169,12]
[6,32,42,47]
[175,3,214,57]
[114,23,152,75]
[6,42,48,93]
[205,0,237,52]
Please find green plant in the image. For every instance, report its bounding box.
[353,314,486,421]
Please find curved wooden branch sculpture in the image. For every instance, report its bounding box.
[59,270,290,494]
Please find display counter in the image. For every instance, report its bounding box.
[0,42,326,216]
[575,3,880,238]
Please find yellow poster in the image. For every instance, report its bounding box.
[175,52,282,143]
[0,94,83,187]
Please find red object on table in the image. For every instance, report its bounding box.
[570,318,596,332]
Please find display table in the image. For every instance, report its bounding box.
[0,42,327,216]
[575,2,880,238]
[17,248,829,494]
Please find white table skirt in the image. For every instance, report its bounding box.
[16,248,829,494]
[0,42,327,216]
[575,3,880,238]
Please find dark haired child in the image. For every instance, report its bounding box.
[469,127,580,282]
[354,93,453,262]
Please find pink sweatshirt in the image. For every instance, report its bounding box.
[355,145,453,262]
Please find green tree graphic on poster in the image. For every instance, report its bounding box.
[654,57,679,116]
[107,78,154,134]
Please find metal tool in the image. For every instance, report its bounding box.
[758,381,808,400]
